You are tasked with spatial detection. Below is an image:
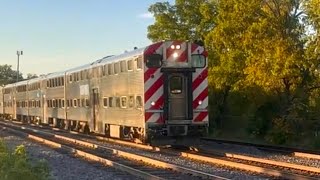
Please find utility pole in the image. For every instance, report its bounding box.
[16,50,23,82]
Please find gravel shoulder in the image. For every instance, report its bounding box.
[201,141,320,168]
[0,128,140,180]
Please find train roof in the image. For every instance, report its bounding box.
[65,47,145,73]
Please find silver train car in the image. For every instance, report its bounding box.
[0,40,209,143]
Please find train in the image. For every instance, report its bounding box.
[0,40,209,144]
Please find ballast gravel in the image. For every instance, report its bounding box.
[0,129,141,180]
[70,136,272,180]
[201,141,320,168]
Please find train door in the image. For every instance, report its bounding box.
[91,88,100,132]
[164,72,193,123]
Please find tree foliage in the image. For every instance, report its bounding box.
[0,139,50,180]
[0,65,23,86]
[147,0,216,44]
[147,0,320,147]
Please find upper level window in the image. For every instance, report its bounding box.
[191,54,206,68]
[114,62,119,74]
[136,57,143,70]
[127,60,133,71]
[146,54,162,68]
[108,64,113,75]
[120,61,126,72]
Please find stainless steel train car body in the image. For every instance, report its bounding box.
[0,40,209,143]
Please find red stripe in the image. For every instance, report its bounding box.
[144,68,158,82]
[156,116,165,124]
[177,50,187,62]
[191,44,198,53]
[193,87,208,109]
[144,42,162,56]
[192,69,208,91]
[150,95,164,110]
[166,41,183,60]
[194,112,208,122]
[145,112,153,122]
[144,75,163,102]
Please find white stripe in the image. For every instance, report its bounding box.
[192,46,204,54]
[147,113,160,123]
[193,79,207,101]
[195,96,208,109]
[145,85,163,109]
[144,68,161,91]
[193,113,209,123]
[192,68,205,81]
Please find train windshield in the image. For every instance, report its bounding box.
[146,54,162,68]
[191,54,206,68]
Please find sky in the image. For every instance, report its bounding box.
[0,0,173,77]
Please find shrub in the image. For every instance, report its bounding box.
[0,139,50,180]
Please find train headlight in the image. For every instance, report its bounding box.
[198,100,202,105]
[173,52,178,58]
[151,101,155,106]
[175,45,181,49]
[170,45,175,49]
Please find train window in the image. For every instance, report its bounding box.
[136,96,143,108]
[120,61,126,72]
[52,99,55,108]
[80,99,84,107]
[103,65,108,76]
[58,99,62,108]
[61,77,64,85]
[127,60,133,71]
[191,54,206,68]
[128,96,134,108]
[47,80,49,88]
[77,99,81,107]
[69,75,72,83]
[120,96,127,108]
[116,97,120,107]
[103,97,108,107]
[170,76,182,94]
[62,100,65,108]
[85,98,90,107]
[146,54,162,68]
[73,99,77,107]
[108,64,113,75]
[109,97,114,107]
[114,63,119,75]
[136,57,143,70]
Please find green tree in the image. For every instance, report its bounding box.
[147,0,216,44]
[0,65,23,85]
[26,73,38,80]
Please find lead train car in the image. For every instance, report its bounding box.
[0,40,209,143]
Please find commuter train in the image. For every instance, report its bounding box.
[0,40,209,143]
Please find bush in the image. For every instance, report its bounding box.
[0,139,50,180]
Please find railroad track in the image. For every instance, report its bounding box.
[0,120,228,180]
[1,119,320,179]
[201,137,320,160]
